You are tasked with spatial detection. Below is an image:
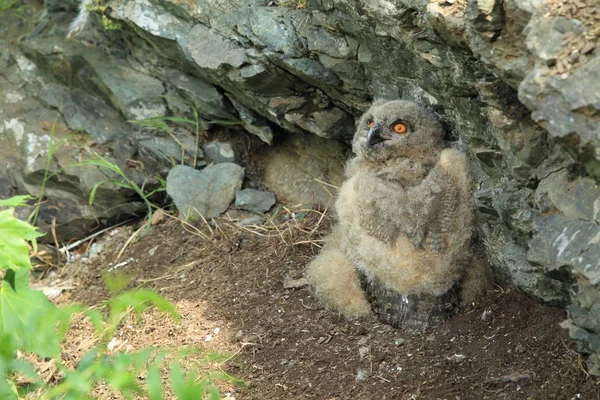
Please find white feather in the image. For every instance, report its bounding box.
[66,0,94,39]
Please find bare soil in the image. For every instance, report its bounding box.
[35,209,600,400]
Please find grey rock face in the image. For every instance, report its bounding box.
[529,215,600,285]
[518,2,600,179]
[163,69,237,121]
[182,24,249,71]
[166,164,244,220]
[0,44,166,243]
[235,189,276,213]
[22,36,167,121]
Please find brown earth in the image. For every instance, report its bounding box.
[35,207,600,400]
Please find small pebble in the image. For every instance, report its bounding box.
[355,368,370,381]
[447,354,466,362]
[359,346,370,359]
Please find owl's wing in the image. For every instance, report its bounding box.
[421,148,472,251]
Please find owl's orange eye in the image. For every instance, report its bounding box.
[393,122,407,134]
[368,120,375,129]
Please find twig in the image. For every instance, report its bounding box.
[313,178,339,189]
[198,212,214,236]
[162,212,211,241]
[299,299,316,310]
[116,222,148,261]
[107,257,134,272]
[58,218,135,254]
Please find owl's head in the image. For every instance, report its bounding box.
[353,100,444,160]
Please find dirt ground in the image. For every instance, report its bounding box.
[33,207,600,400]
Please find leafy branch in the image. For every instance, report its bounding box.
[0,196,237,399]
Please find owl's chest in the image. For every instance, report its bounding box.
[358,162,430,201]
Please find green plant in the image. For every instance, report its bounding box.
[23,126,164,227]
[0,196,237,399]
[82,155,166,222]
[28,127,72,227]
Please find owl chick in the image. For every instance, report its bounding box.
[306,100,486,329]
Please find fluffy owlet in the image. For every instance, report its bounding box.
[306,100,487,330]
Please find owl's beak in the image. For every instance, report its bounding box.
[367,123,387,147]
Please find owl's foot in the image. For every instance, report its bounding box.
[358,271,460,331]
[306,246,371,318]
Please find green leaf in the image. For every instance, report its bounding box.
[84,309,104,336]
[10,359,41,385]
[103,273,133,294]
[146,365,164,400]
[156,116,197,125]
[169,362,185,398]
[207,384,221,400]
[108,179,135,190]
[0,269,62,358]
[0,209,43,271]
[105,353,142,397]
[58,369,93,395]
[0,377,18,400]
[0,333,17,365]
[88,181,106,205]
[107,289,179,327]
[76,348,99,372]
[0,196,33,208]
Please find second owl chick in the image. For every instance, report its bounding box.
[306,100,487,329]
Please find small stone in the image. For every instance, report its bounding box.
[234,330,244,341]
[515,343,526,354]
[148,245,159,257]
[203,142,240,164]
[581,42,596,55]
[394,338,406,346]
[357,336,369,346]
[358,346,370,359]
[235,189,276,213]
[317,335,332,344]
[447,354,467,362]
[283,277,309,289]
[238,215,267,226]
[355,368,370,381]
